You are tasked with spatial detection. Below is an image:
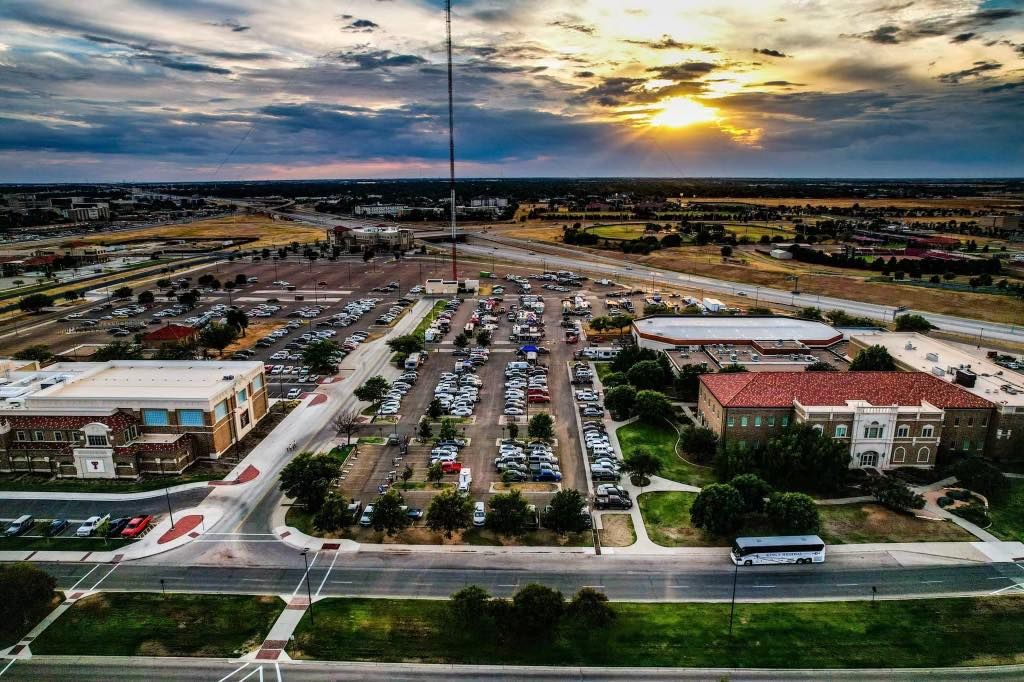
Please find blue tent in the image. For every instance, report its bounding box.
[519,344,539,353]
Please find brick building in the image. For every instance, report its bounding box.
[0,360,268,479]
[697,371,995,469]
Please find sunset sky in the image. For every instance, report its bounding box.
[1,0,1022,181]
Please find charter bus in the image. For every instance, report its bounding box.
[730,535,826,566]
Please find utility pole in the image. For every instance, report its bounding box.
[301,548,315,624]
[445,0,458,282]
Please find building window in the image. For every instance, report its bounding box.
[922,425,934,438]
[252,374,264,391]
[962,438,971,452]
[738,440,746,449]
[214,400,229,421]
[893,447,906,463]
[781,415,789,427]
[967,417,974,427]
[812,424,824,435]
[981,417,988,427]
[236,388,248,405]
[896,424,910,438]
[54,431,64,442]
[768,416,775,427]
[954,416,960,426]
[15,431,27,441]
[755,416,762,427]
[726,416,734,427]
[864,421,884,439]
[835,425,848,438]
[129,424,139,440]
[177,410,205,427]
[142,409,169,426]
[860,451,879,467]
[239,408,251,428]
[86,434,108,447]
[917,447,930,463]
[33,430,44,441]
[740,416,748,427]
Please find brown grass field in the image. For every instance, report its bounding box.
[686,196,1024,210]
[76,215,324,249]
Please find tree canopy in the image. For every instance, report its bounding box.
[849,344,897,371]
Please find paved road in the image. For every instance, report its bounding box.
[0,487,211,522]
[461,234,1024,344]
[33,558,1024,603]
[8,657,1024,681]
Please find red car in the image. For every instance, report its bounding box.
[441,461,463,474]
[565,334,579,344]
[121,515,153,539]
[528,394,550,404]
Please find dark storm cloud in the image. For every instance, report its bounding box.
[344,19,380,31]
[937,61,1002,83]
[951,32,976,43]
[624,36,719,53]
[569,76,647,106]
[334,49,427,70]
[753,48,789,58]
[721,89,905,122]
[850,8,1022,44]
[749,80,804,87]
[646,62,719,79]
[814,58,911,86]
[575,71,595,78]
[133,55,232,74]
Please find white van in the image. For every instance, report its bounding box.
[473,501,486,527]
[4,514,34,537]
[507,361,530,371]
[458,468,472,493]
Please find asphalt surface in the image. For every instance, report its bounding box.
[8,657,1024,681]
[33,558,1024,603]
[0,487,211,522]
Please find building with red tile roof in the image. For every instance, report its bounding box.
[697,371,995,470]
[142,323,198,347]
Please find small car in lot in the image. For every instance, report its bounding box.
[107,517,131,537]
[48,518,70,536]
[472,501,486,527]
[534,469,563,482]
[286,388,302,399]
[359,504,375,526]
[76,514,109,537]
[121,515,153,538]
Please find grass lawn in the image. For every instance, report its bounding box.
[616,421,716,487]
[288,595,1024,668]
[357,436,386,445]
[588,224,649,240]
[637,491,726,547]
[412,300,449,337]
[32,593,283,657]
[0,533,132,552]
[0,470,222,493]
[593,362,615,383]
[819,503,975,544]
[988,479,1024,542]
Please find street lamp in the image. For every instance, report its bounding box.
[164,484,176,530]
[301,548,315,624]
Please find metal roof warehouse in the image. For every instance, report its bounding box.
[632,316,843,353]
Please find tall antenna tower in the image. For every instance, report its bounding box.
[445,0,458,281]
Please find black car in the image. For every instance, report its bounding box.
[48,519,69,536]
[591,469,621,482]
[107,518,131,537]
[405,507,424,520]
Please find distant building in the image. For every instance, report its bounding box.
[0,360,268,478]
[330,225,415,251]
[697,371,995,469]
[142,324,199,348]
[354,204,412,217]
[977,215,1021,232]
[470,197,508,208]
[632,316,843,353]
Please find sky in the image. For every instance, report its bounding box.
[1,0,1023,182]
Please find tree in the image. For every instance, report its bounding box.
[601,370,629,388]
[371,488,411,536]
[279,451,342,512]
[199,322,239,357]
[568,587,615,627]
[417,419,434,442]
[622,447,662,490]
[486,489,530,536]
[427,461,444,486]
[137,290,155,305]
[849,344,897,371]
[634,390,672,423]
[427,397,445,421]
[895,314,934,333]
[730,474,773,513]
[225,308,249,335]
[690,483,745,536]
[805,361,837,372]
[112,286,132,299]
[400,464,414,489]
[720,245,733,258]
[674,364,708,401]
[154,342,195,360]
[798,306,823,321]
[354,375,391,411]
[543,488,589,534]
[871,478,925,512]
[643,302,672,316]
[952,456,1009,503]
[766,492,820,534]
[0,563,56,638]
[507,421,519,440]
[332,409,360,445]
[313,493,353,532]
[92,340,144,361]
[718,363,748,373]
[602,384,637,420]
[426,488,473,539]
[18,293,54,313]
[234,273,248,285]
[607,314,634,337]
[528,413,554,441]
[438,418,460,442]
[62,290,80,303]
[302,339,341,375]
[387,335,425,355]
[476,329,492,347]
[453,332,469,350]
[512,584,564,637]
[626,360,666,390]
[13,345,54,363]
[449,585,492,628]
[677,426,718,463]
[177,290,199,307]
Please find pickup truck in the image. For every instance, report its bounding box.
[595,494,633,510]
[76,514,110,537]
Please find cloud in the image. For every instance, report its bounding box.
[550,20,595,35]
[575,71,595,78]
[647,62,719,79]
[209,19,250,32]
[850,8,1022,44]
[624,35,719,52]
[134,55,232,74]
[334,49,426,70]
[750,80,804,87]
[951,32,976,43]
[753,48,789,58]
[937,60,1002,84]
[344,19,379,32]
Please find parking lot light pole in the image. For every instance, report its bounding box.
[728,560,738,637]
[301,548,315,624]
[164,484,176,530]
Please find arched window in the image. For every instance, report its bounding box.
[864,421,884,439]
[893,447,906,463]
[917,447,930,463]
[860,451,879,467]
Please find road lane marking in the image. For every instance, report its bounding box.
[921,580,944,584]
[987,576,1012,580]
[0,659,16,677]
[581,585,605,588]
[88,563,120,591]
[218,662,250,682]
[751,585,776,589]
[238,666,263,682]
[497,584,518,588]
[316,550,341,596]
[66,564,100,593]
[275,662,281,682]
[668,585,689,589]
[331,580,353,584]
[291,551,319,597]
[836,583,860,587]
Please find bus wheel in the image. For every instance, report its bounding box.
[744,560,752,566]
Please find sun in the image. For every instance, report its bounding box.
[649,97,719,128]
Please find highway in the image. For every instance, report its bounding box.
[34,557,1024,603]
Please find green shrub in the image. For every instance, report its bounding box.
[951,503,990,528]
[937,496,954,508]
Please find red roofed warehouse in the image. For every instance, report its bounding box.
[697,371,995,469]
[142,324,198,347]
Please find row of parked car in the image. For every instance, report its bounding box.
[584,419,623,482]
[493,437,562,483]
[428,359,486,418]
[3,513,153,539]
[503,360,549,416]
[378,365,421,416]
[375,297,416,325]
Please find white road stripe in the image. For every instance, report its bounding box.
[66,564,100,593]
[291,551,320,597]
[0,659,16,677]
[89,563,120,591]
[217,662,250,682]
[316,550,341,596]
[751,585,776,589]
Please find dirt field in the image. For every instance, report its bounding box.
[687,197,1024,211]
[599,514,636,547]
[76,215,324,249]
